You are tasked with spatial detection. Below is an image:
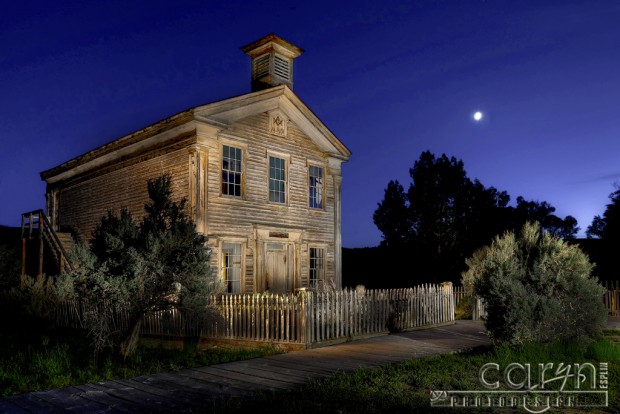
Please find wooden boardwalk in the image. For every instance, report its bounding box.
[0,321,490,413]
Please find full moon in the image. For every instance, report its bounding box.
[473,111,483,121]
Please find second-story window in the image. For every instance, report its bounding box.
[222,145,242,197]
[309,165,324,209]
[269,156,286,203]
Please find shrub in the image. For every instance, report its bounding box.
[0,241,21,291]
[57,174,222,357]
[464,222,607,345]
[454,295,474,320]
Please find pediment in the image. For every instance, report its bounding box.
[41,85,350,185]
[193,85,350,160]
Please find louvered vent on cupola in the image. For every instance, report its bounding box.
[241,34,303,92]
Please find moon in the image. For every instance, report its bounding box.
[473,111,483,121]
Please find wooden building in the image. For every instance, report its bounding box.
[35,34,351,293]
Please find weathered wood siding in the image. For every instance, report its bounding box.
[50,110,341,293]
[205,114,335,235]
[56,149,191,240]
[202,113,338,292]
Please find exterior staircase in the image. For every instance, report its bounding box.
[55,232,76,255]
[21,210,74,283]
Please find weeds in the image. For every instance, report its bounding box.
[212,333,620,414]
[0,327,282,397]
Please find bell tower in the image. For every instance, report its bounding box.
[241,34,304,92]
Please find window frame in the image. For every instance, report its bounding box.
[220,143,245,199]
[308,246,326,288]
[220,240,245,294]
[308,163,325,210]
[267,152,289,205]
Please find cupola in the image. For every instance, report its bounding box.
[241,34,304,91]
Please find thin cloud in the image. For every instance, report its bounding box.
[578,172,620,184]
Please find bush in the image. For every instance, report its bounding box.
[454,295,474,320]
[464,222,607,345]
[57,174,222,357]
[0,241,21,291]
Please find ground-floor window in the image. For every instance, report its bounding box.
[222,243,242,293]
[309,247,325,288]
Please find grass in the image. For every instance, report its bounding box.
[211,334,620,414]
[0,319,282,397]
[2,310,619,413]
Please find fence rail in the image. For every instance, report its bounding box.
[454,281,620,319]
[53,283,455,348]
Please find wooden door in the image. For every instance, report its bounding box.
[266,243,288,293]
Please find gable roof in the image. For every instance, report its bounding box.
[41,85,350,184]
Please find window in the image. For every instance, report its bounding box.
[309,165,324,209]
[309,247,325,288]
[269,156,286,203]
[222,243,242,293]
[222,145,242,197]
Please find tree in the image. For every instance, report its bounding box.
[373,180,412,248]
[586,215,605,239]
[57,174,220,356]
[513,197,579,239]
[373,151,510,283]
[587,187,620,241]
[373,151,581,284]
[465,222,606,345]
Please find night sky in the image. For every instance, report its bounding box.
[2,0,619,247]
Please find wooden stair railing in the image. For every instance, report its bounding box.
[21,209,74,285]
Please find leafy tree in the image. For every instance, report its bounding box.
[374,151,580,284]
[465,222,606,345]
[373,180,412,248]
[374,151,510,282]
[552,215,579,239]
[513,197,579,239]
[57,174,220,356]
[587,187,620,241]
[586,215,606,239]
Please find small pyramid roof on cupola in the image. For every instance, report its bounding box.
[241,34,304,92]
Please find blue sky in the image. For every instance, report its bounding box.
[2,0,619,247]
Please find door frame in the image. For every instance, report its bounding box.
[255,227,301,293]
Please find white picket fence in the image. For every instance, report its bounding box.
[54,283,455,348]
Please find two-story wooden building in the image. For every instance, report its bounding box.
[37,34,351,293]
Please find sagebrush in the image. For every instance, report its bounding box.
[464,222,606,345]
